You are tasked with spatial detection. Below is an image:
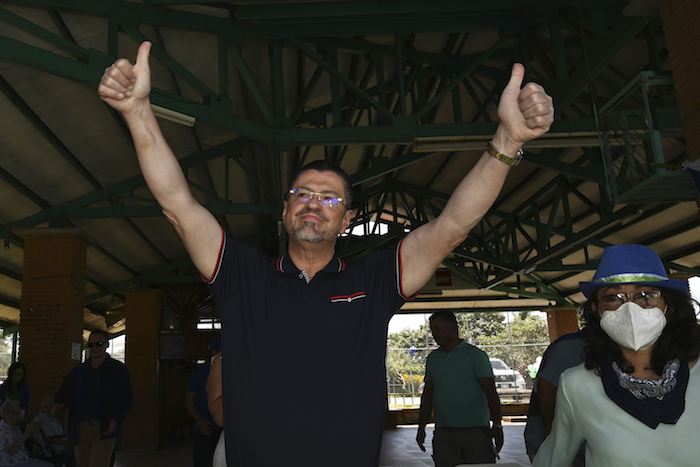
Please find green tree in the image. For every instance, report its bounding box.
[386,327,430,392]
[477,312,549,376]
[386,311,551,400]
[457,312,505,345]
[0,334,13,376]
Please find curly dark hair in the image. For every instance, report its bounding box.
[581,287,700,375]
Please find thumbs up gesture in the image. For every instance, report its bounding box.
[494,63,554,153]
[98,41,153,117]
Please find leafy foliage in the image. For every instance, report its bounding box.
[387,327,431,391]
[477,313,549,376]
[386,311,550,393]
[0,335,13,376]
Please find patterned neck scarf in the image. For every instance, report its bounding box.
[600,358,689,429]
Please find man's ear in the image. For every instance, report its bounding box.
[341,209,355,232]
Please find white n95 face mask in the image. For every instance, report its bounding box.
[599,301,667,351]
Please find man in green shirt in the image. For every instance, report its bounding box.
[417,310,503,466]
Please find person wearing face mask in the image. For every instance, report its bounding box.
[532,244,700,467]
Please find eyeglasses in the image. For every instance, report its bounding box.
[288,188,345,209]
[87,341,106,348]
[598,290,662,310]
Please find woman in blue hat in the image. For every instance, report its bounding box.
[533,244,700,466]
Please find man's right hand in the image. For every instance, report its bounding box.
[416,426,427,452]
[197,418,213,436]
[51,402,65,416]
[98,41,153,116]
[26,418,43,435]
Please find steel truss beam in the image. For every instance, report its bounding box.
[0,0,695,308]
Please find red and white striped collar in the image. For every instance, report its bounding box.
[276,255,346,274]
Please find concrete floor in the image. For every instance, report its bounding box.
[114,421,530,467]
[378,422,530,466]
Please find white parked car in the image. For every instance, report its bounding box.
[489,358,527,393]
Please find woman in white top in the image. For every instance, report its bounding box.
[533,244,700,467]
[207,352,226,467]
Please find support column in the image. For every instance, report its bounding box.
[545,307,579,342]
[660,0,700,162]
[122,290,162,450]
[18,228,87,416]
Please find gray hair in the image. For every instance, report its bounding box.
[0,399,20,417]
[289,160,354,209]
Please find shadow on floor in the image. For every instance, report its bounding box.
[114,422,530,467]
[378,423,530,466]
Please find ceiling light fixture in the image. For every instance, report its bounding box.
[151,104,196,127]
[412,131,630,153]
[620,209,644,226]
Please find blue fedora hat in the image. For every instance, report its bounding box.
[579,244,688,299]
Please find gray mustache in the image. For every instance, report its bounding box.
[296,207,328,222]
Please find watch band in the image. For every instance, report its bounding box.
[486,140,523,166]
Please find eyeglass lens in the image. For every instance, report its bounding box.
[289,189,343,208]
[87,341,105,348]
[599,290,661,309]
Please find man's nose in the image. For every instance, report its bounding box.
[305,195,324,208]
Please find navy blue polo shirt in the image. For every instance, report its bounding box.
[207,233,410,467]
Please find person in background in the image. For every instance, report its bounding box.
[533,244,700,466]
[206,350,225,467]
[0,400,52,467]
[0,362,31,421]
[185,337,223,467]
[53,330,133,467]
[524,331,586,466]
[416,310,503,466]
[98,40,553,466]
[33,396,74,466]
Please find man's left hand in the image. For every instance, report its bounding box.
[490,425,504,453]
[102,419,117,436]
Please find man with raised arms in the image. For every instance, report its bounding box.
[98,41,553,466]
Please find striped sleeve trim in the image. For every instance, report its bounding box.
[396,238,419,301]
[201,226,226,284]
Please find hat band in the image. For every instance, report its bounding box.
[595,273,669,285]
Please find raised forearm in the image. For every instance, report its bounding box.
[122,103,222,278]
[99,42,222,277]
[122,101,196,220]
[398,65,553,297]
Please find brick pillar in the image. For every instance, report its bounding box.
[122,290,162,450]
[18,228,87,416]
[545,307,579,342]
[660,0,700,161]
